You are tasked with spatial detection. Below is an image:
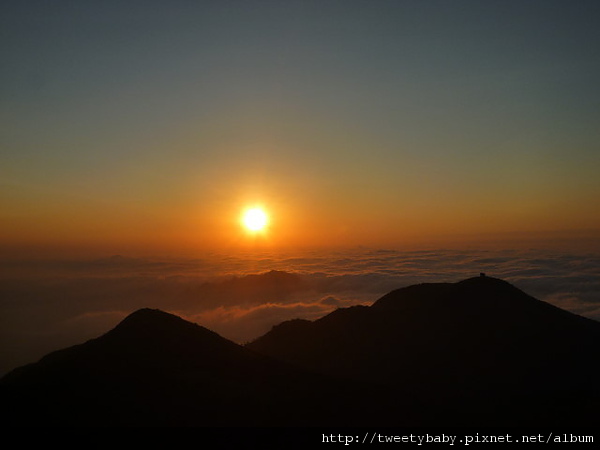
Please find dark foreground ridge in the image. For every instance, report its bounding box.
[0,308,389,426]
[249,275,600,425]
[2,276,600,426]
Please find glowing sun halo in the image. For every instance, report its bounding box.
[242,207,269,232]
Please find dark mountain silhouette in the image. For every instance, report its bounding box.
[2,276,599,426]
[178,269,309,309]
[0,308,398,426]
[248,275,600,426]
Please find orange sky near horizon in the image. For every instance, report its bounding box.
[2,165,599,259]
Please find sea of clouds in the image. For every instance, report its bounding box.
[1,247,598,375]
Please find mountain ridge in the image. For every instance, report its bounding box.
[1,307,400,426]
[246,275,600,425]
[3,275,599,426]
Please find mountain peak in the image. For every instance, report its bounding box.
[248,275,600,413]
[105,307,219,342]
[457,274,520,290]
[97,308,252,365]
[115,307,187,329]
[370,274,533,312]
[1,307,385,426]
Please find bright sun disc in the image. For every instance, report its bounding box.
[242,208,268,232]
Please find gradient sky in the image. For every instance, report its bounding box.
[2,0,599,256]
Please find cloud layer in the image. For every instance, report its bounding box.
[1,248,598,375]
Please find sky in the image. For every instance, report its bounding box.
[2,0,599,256]
[1,1,600,376]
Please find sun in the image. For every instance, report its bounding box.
[242,207,269,232]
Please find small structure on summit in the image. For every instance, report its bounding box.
[480,273,486,278]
